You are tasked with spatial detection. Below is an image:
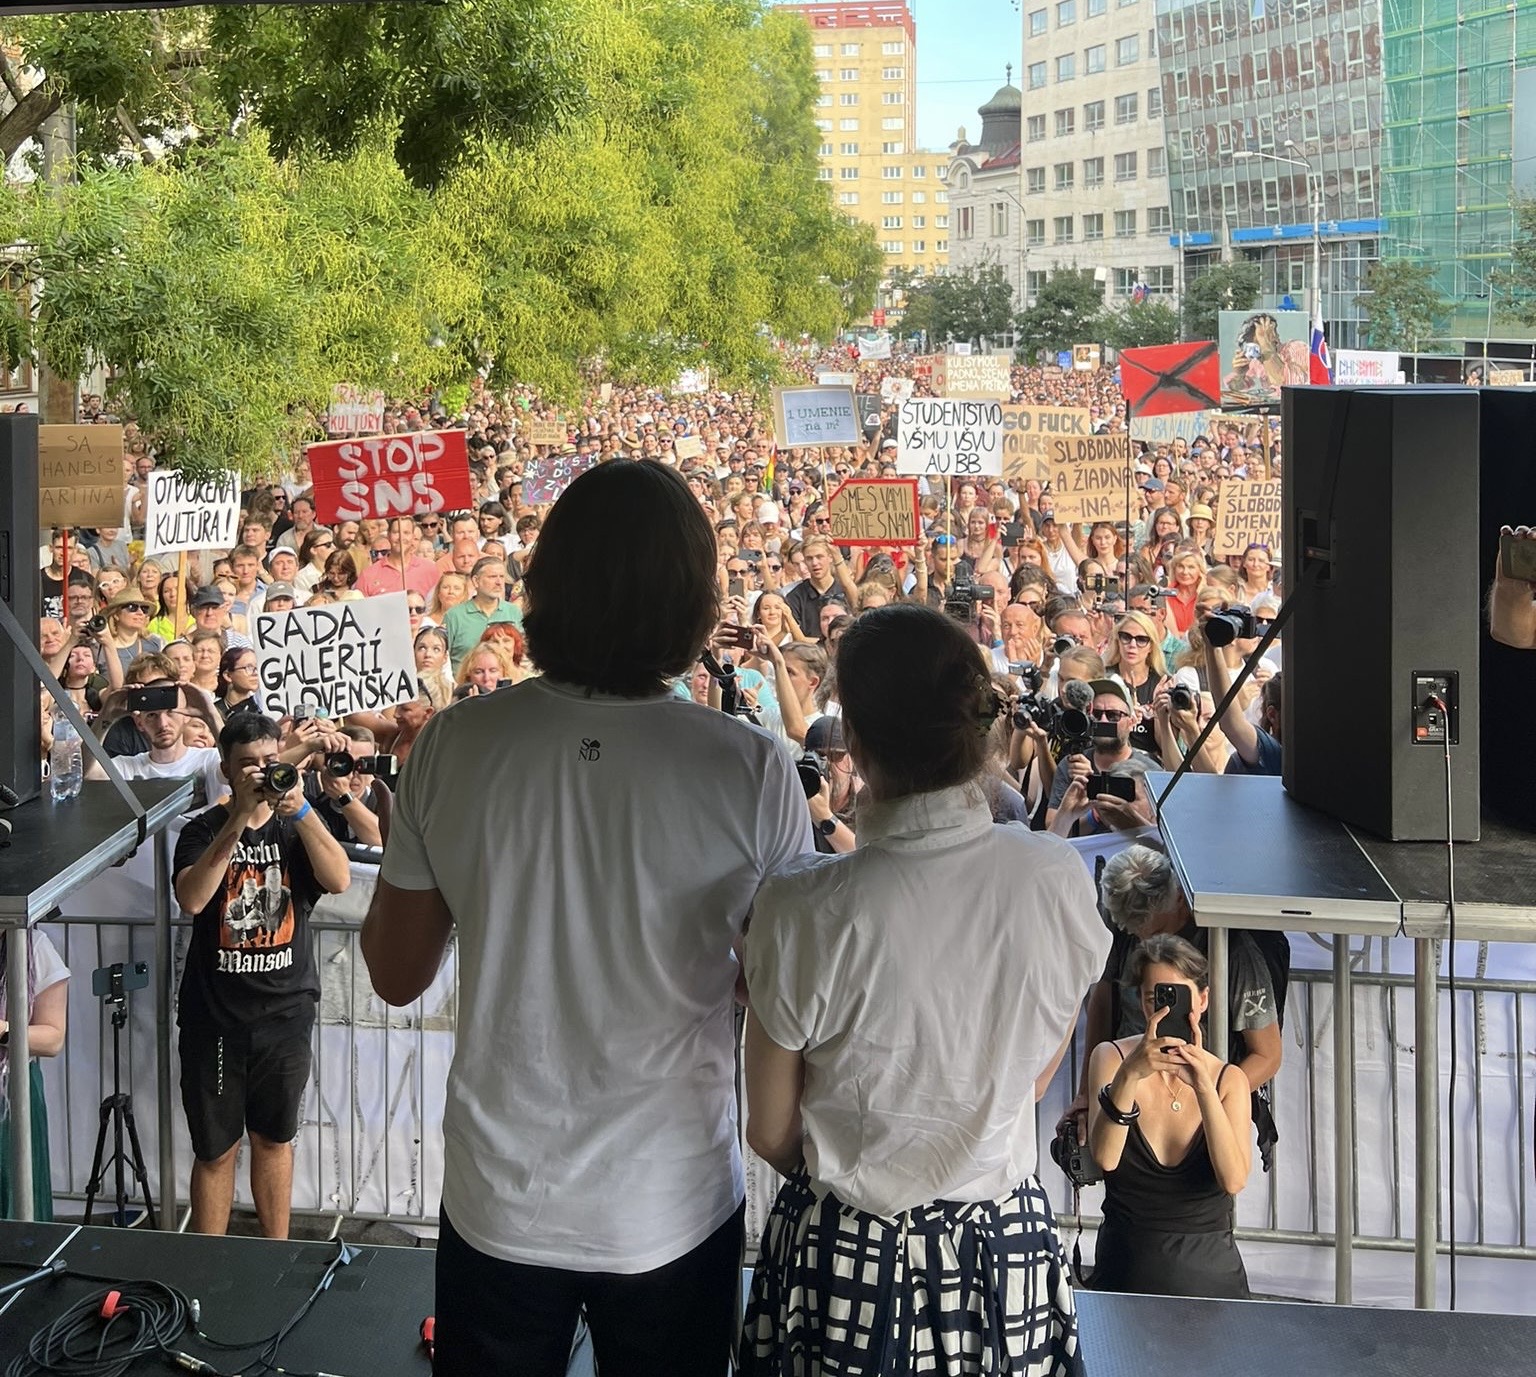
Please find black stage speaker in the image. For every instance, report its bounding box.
[1282,387,1481,840]
[0,413,42,804]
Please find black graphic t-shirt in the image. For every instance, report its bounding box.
[40,571,64,625]
[174,806,322,1033]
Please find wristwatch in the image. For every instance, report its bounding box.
[817,817,837,838]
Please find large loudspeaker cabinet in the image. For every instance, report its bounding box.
[1282,387,1481,841]
[0,414,42,804]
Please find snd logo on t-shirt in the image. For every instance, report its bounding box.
[579,738,601,762]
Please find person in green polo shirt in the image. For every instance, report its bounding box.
[444,557,523,670]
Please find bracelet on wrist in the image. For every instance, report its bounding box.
[292,800,312,823]
[1098,1082,1139,1125]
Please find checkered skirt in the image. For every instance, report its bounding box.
[740,1169,1085,1377]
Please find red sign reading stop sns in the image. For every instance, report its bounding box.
[307,429,473,524]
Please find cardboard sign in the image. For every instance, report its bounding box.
[673,435,704,461]
[598,382,613,403]
[325,384,385,436]
[931,354,1010,399]
[307,429,472,524]
[880,376,915,404]
[1214,479,1283,559]
[1045,434,1134,524]
[1001,406,1093,485]
[526,418,566,446]
[1120,341,1221,416]
[1489,368,1528,387]
[1333,350,1402,386]
[816,371,856,387]
[39,424,126,528]
[1073,343,1102,372]
[896,398,1003,478]
[1129,410,1213,443]
[254,592,416,718]
[522,451,597,505]
[772,386,862,448]
[826,478,920,546]
[144,468,241,555]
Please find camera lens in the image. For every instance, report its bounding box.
[264,762,299,794]
[1170,684,1196,712]
[85,614,107,635]
[324,751,355,778]
[795,752,828,799]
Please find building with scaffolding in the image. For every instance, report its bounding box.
[1156,0,1383,347]
[1381,0,1536,345]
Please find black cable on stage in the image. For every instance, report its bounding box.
[3,1277,193,1377]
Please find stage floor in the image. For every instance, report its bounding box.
[7,1221,1536,1374]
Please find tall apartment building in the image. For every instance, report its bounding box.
[1157,0,1383,348]
[1018,0,1177,308]
[1382,0,1536,342]
[782,1,950,284]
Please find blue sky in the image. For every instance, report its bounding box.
[909,0,1023,151]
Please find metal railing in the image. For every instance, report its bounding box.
[35,912,1536,1290]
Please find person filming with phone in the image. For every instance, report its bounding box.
[1085,934,1253,1299]
[1045,679,1158,836]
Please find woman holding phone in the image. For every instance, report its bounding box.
[1085,933,1253,1299]
[742,604,1108,1374]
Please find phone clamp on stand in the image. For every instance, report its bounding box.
[82,961,157,1229]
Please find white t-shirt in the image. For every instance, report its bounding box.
[745,784,1109,1218]
[1,928,69,1028]
[114,746,226,813]
[381,676,811,1273]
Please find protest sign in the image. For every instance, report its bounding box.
[1333,350,1402,386]
[896,398,1003,478]
[1214,479,1283,560]
[826,478,921,546]
[1489,368,1528,387]
[816,371,856,387]
[1055,351,1074,370]
[1217,310,1309,406]
[856,334,892,361]
[673,435,704,461]
[931,353,1010,398]
[675,368,710,394]
[1045,434,1134,524]
[144,469,240,554]
[307,429,472,525]
[879,376,914,404]
[772,386,862,448]
[1121,341,1222,416]
[1073,343,1102,372]
[856,393,884,434]
[325,384,385,436]
[1129,410,1213,443]
[522,451,597,505]
[254,592,416,718]
[39,425,126,528]
[526,418,566,446]
[598,382,613,403]
[1001,405,1092,485]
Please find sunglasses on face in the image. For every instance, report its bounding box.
[1118,631,1152,647]
[407,603,426,613]
[370,549,389,561]
[121,603,150,614]
[1090,708,1131,722]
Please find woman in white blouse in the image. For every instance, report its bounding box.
[742,603,1110,1376]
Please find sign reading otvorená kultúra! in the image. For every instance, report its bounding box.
[144,469,240,555]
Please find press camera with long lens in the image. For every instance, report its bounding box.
[943,567,994,622]
[323,752,397,781]
[1204,604,1273,648]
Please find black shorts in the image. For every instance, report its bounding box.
[178,1010,314,1162]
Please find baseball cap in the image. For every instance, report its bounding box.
[803,717,846,754]
[263,581,297,601]
[1086,678,1135,711]
[1141,477,1165,493]
[190,585,225,609]
[755,501,781,524]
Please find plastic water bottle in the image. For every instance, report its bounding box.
[50,715,83,803]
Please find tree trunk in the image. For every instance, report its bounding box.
[0,81,60,164]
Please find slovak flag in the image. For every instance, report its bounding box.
[1130,280,1148,304]
[1310,312,1334,384]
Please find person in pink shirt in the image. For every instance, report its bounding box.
[356,516,441,601]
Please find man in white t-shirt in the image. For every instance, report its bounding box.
[362,460,810,1377]
[88,680,228,810]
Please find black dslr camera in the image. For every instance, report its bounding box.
[1050,1116,1103,1187]
[323,751,396,780]
[796,751,829,799]
[1204,604,1272,649]
[1169,682,1197,713]
[943,567,994,622]
[262,762,299,795]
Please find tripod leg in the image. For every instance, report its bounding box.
[113,1093,128,1227]
[120,1102,158,1232]
[82,1099,114,1226]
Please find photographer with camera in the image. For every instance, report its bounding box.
[301,725,391,848]
[1045,680,1159,837]
[1199,605,1283,775]
[800,717,856,854]
[1085,934,1253,1298]
[741,604,1107,1372]
[172,714,351,1239]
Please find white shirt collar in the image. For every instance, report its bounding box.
[856,783,993,852]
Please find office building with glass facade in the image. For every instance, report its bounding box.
[1155,0,1383,347]
[1382,0,1536,343]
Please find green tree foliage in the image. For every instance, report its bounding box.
[1101,298,1181,350]
[893,263,1015,348]
[1360,259,1449,349]
[1180,260,1261,341]
[1013,269,1105,359]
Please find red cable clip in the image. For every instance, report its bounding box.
[101,1290,126,1321]
[420,1315,435,1355]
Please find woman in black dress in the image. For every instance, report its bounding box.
[1086,933,1253,1298]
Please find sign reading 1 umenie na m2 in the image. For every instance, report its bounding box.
[895,398,1004,478]
[772,386,862,448]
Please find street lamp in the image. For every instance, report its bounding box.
[1233,142,1323,325]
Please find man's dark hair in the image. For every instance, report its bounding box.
[523,460,718,697]
[67,570,95,590]
[218,711,281,761]
[1043,596,1085,630]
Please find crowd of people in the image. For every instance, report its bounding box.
[9,348,1314,1374]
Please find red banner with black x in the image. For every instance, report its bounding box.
[1119,341,1221,417]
